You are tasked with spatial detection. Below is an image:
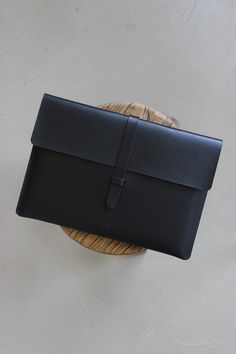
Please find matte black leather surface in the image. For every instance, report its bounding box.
[16,94,223,259]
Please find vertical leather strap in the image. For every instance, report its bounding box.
[105,115,139,210]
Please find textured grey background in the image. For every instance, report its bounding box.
[0,1,236,353]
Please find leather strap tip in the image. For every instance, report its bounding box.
[105,185,122,210]
[105,199,116,210]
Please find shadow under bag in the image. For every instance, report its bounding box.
[16,94,223,259]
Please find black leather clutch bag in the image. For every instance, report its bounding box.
[16,94,223,259]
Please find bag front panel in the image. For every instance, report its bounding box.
[16,147,207,259]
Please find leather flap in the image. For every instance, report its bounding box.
[31,94,223,190]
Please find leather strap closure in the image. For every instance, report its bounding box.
[105,115,140,209]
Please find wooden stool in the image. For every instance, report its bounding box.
[62,102,179,255]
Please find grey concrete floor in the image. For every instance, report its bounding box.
[0,1,236,353]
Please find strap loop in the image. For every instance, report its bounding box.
[110,176,126,186]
